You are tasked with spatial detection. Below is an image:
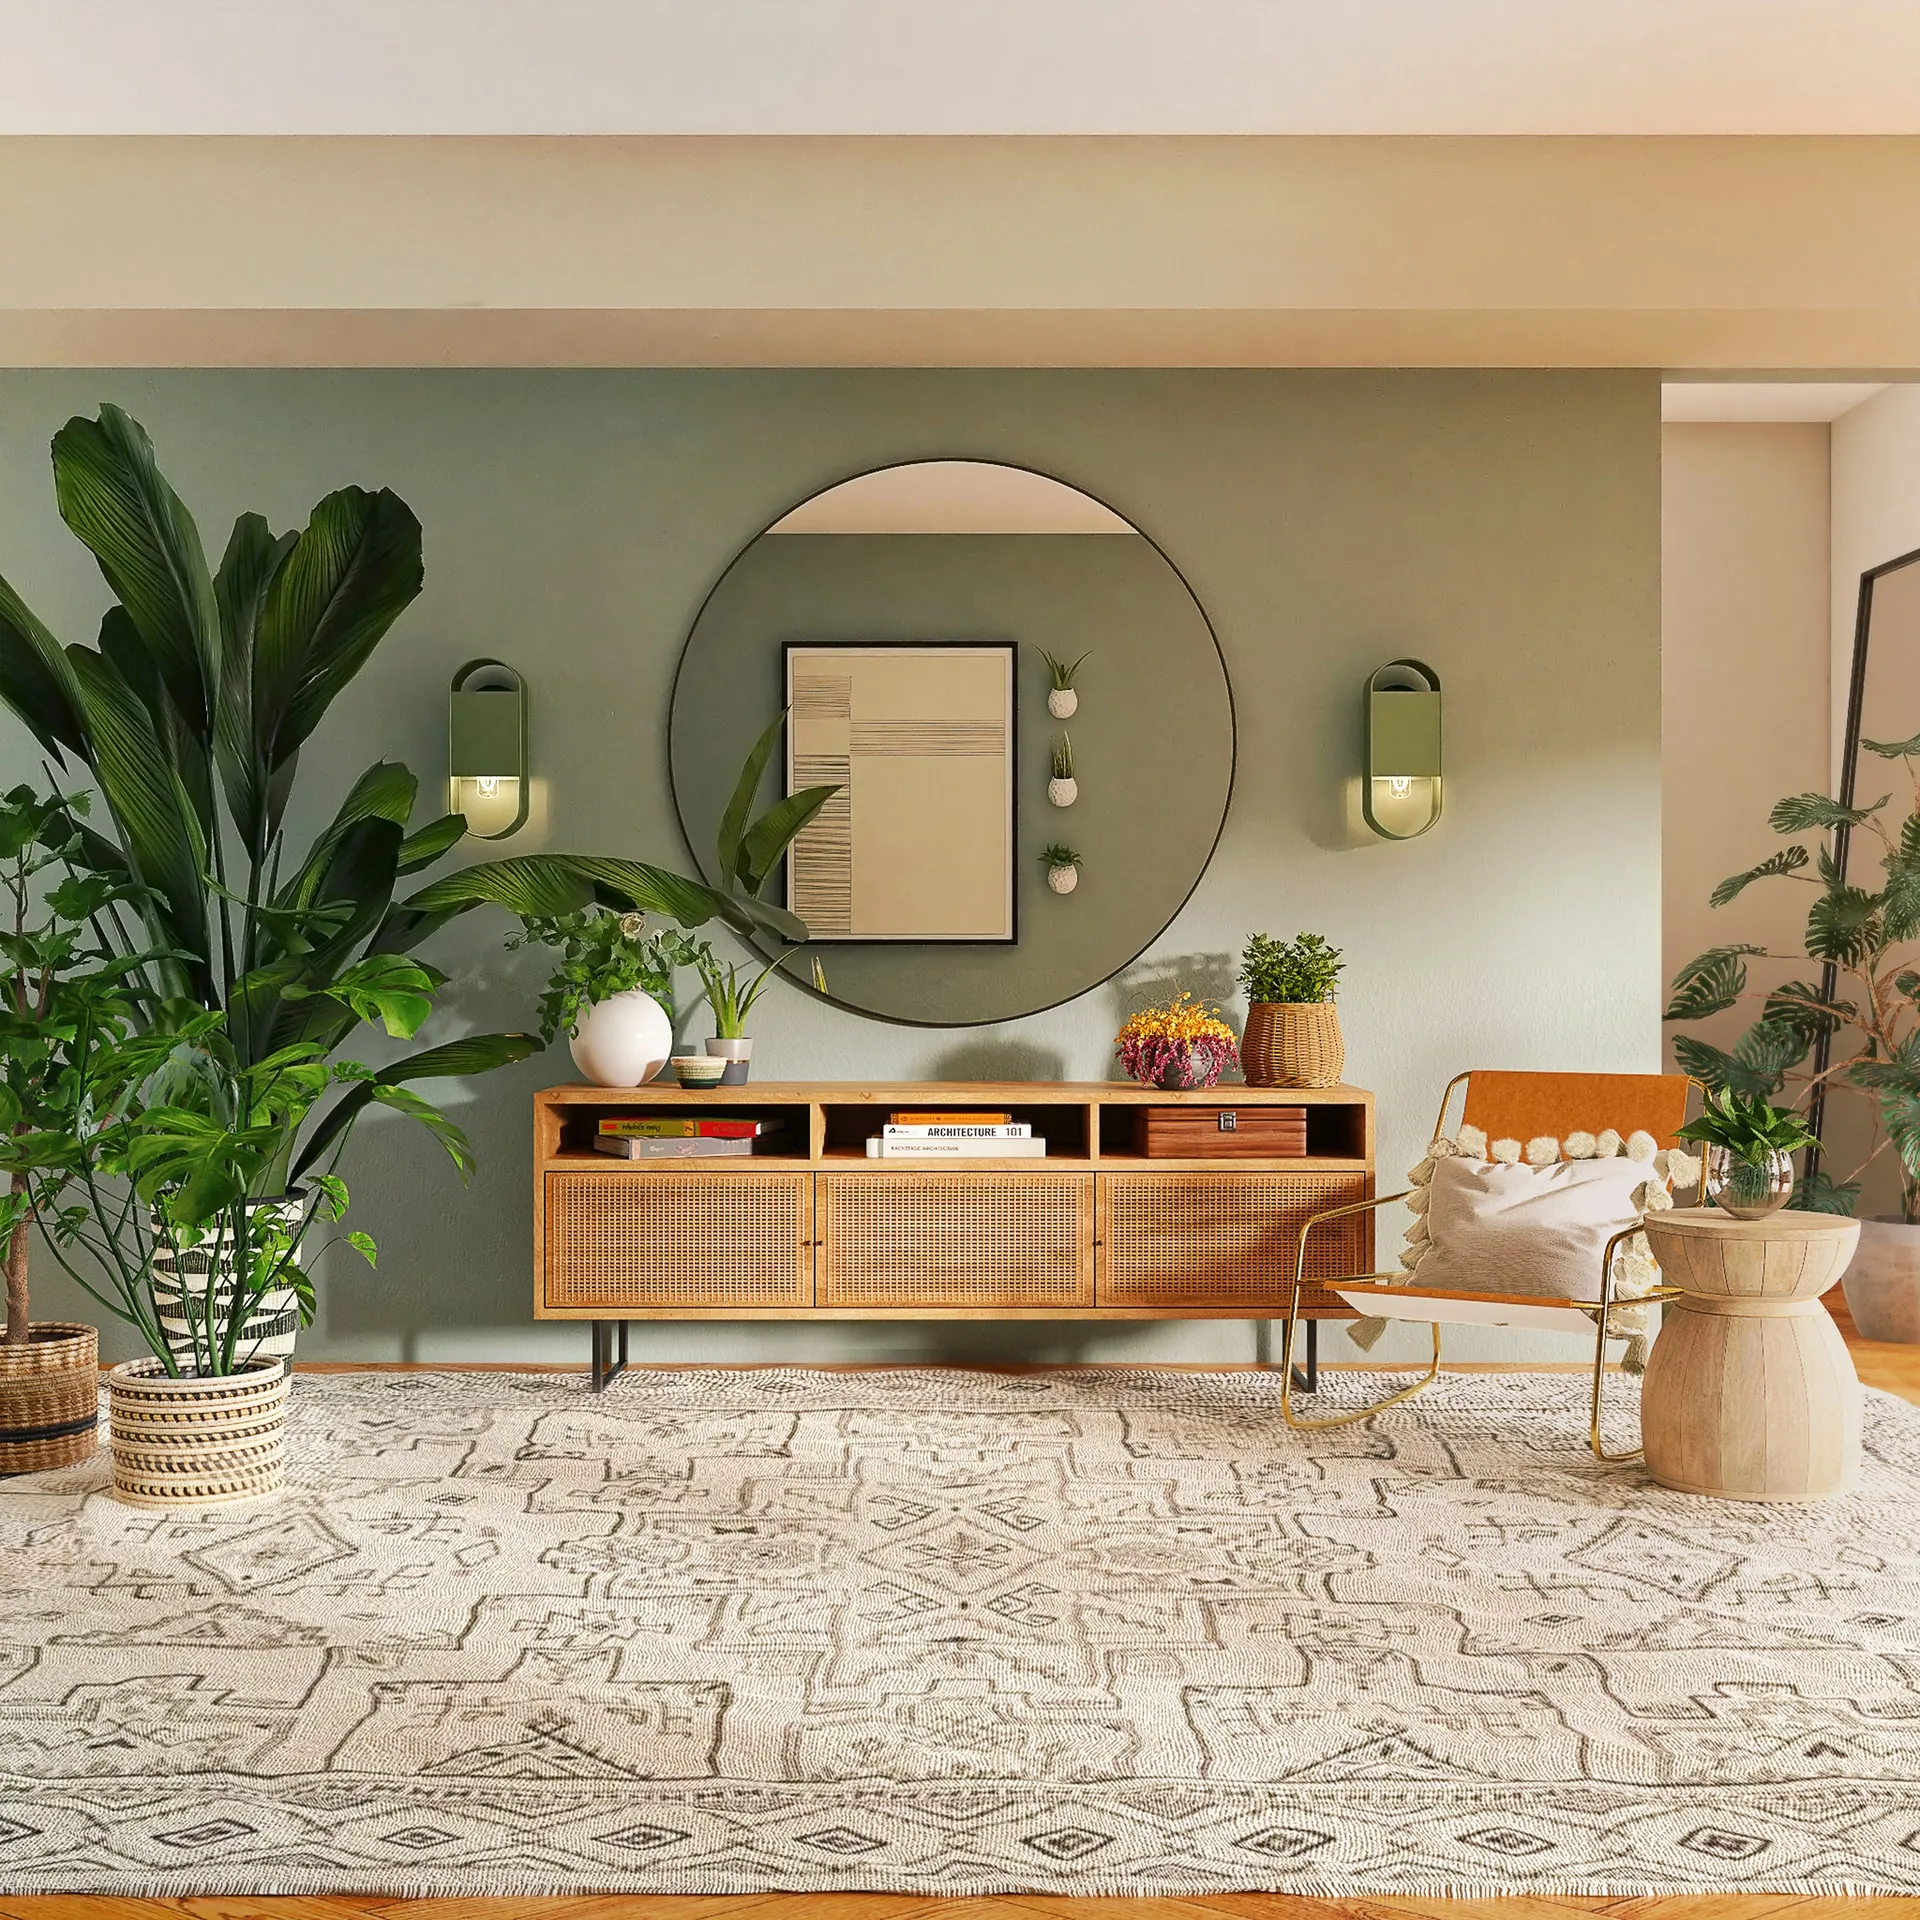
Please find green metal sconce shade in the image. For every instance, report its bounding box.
[1362,657,1442,840]
[449,658,529,840]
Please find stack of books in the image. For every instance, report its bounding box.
[594,1117,792,1160]
[864,1110,1046,1159]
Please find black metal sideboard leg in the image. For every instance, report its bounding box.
[591,1320,630,1393]
[1289,1318,1319,1395]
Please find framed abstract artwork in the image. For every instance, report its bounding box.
[784,641,1017,942]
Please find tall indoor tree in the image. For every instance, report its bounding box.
[0,404,819,1198]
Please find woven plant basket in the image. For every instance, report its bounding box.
[1242,1000,1346,1089]
[0,1322,99,1475]
[106,1356,288,1510]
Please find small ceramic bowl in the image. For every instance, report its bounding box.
[671,1055,728,1088]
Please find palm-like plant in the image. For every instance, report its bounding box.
[1666,734,1920,1221]
[0,406,805,1197]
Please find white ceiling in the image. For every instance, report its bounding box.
[1661,383,1892,423]
[8,0,1920,135]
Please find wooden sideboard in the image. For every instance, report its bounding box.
[534,1081,1375,1386]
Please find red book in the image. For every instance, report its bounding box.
[597,1118,767,1138]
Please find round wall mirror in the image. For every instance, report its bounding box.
[668,460,1234,1026]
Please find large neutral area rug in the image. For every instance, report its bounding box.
[5,1366,1920,1897]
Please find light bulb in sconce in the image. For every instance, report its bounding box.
[477,776,499,796]
[1387,776,1412,798]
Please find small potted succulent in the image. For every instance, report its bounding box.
[1048,736,1078,808]
[693,945,829,1085]
[1039,648,1090,719]
[1116,991,1239,1090]
[1041,845,1082,895]
[1675,1089,1815,1220]
[1239,931,1346,1089]
[511,908,700,1087]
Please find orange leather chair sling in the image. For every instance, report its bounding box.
[1280,1070,1694,1459]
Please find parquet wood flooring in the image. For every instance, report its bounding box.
[13,1318,1917,1920]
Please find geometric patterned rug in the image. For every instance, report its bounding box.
[4,1365,1920,1897]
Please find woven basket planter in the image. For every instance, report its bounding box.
[1242,1000,1346,1089]
[106,1357,288,1510]
[151,1200,302,1372]
[0,1322,99,1475]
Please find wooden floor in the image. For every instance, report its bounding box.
[10,1305,1918,1920]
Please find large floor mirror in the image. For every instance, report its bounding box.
[1814,545,1920,1207]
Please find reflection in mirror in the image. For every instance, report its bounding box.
[669,460,1234,1028]
[1816,549,1920,1211]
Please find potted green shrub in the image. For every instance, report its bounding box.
[1239,931,1346,1088]
[1665,730,1920,1337]
[1674,1089,1817,1219]
[21,983,479,1506]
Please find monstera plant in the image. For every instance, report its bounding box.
[0,405,808,1200]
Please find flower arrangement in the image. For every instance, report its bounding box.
[1115,991,1240,1090]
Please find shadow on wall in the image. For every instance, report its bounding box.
[927,1037,1068,1083]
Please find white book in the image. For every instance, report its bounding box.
[866,1136,1048,1158]
[881,1123,1032,1138]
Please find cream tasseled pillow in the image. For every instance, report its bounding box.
[1409,1154,1656,1302]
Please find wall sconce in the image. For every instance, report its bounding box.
[449,658,529,840]
[1363,658,1442,840]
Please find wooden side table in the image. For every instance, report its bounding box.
[1639,1207,1862,1501]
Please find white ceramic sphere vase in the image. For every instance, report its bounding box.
[570,989,674,1087]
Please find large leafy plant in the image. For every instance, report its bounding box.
[0,406,801,1200]
[1666,733,1920,1220]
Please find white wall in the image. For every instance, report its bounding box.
[1660,424,1830,1066]
[1832,383,1920,782]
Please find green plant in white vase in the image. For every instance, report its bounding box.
[1041,844,1082,895]
[1039,648,1090,719]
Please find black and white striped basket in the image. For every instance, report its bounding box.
[150,1203,304,1371]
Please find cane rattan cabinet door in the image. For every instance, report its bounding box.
[816,1171,1094,1308]
[1096,1170,1371,1309]
[542,1170,811,1312]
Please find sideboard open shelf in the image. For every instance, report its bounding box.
[534,1081,1375,1388]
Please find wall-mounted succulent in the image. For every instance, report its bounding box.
[1039,648,1090,719]
[1048,735,1078,807]
[1041,844,1082,895]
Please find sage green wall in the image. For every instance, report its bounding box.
[0,370,1661,1366]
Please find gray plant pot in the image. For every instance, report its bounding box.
[1842,1216,1920,1343]
[704,1035,753,1087]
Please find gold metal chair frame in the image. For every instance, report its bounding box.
[1278,1070,1688,1459]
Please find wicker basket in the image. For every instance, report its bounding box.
[1242,1000,1346,1089]
[0,1322,99,1475]
[106,1357,288,1509]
